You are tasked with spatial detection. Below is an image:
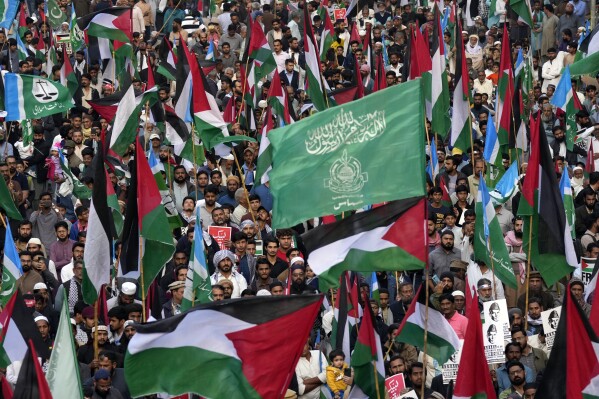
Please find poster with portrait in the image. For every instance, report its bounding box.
[442,339,464,384]
[482,299,510,364]
[541,306,562,351]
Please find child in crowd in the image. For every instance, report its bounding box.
[326,349,351,399]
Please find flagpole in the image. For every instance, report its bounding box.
[140,238,147,322]
[524,214,533,331]
[237,57,252,124]
[373,361,382,399]
[422,273,430,399]
[425,117,435,186]
[93,300,99,360]
[487,237,498,300]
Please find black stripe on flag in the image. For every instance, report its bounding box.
[119,153,139,276]
[76,6,131,30]
[302,197,423,253]
[9,292,50,362]
[135,295,323,334]
[92,146,116,241]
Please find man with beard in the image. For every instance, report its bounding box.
[218,175,241,207]
[570,277,591,317]
[16,251,44,294]
[23,128,51,207]
[289,259,311,295]
[550,125,586,165]
[171,165,197,213]
[91,368,124,399]
[107,307,127,349]
[107,282,141,310]
[439,293,468,339]
[517,271,554,313]
[98,351,130,399]
[575,189,598,236]
[428,231,461,287]
[541,48,563,92]
[55,260,84,315]
[525,298,545,335]
[30,192,64,249]
[496,345,535,393]
[14,220,33,252]
[78,325,117,368]
[390,282,414,323]
[430,272,455,309]
[250,258,273,292]
[210,250,247,298]
[499,361,527,399]
[211,208,239,240]
[158,145,174,178]
[198,185,221,230]
[74,73,100,117]
[5,156,29,209]
[504,217,526,307]
[60,242,85,282]
[469,259,505,300]
[264,237,288,279]
[511,327,548,380]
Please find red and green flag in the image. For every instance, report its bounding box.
[76,7,132,42]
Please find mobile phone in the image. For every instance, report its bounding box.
[344,368,351,377]
[432,275,440,285]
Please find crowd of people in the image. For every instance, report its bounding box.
[0,0,598,396]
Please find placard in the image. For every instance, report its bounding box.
[254,239,263,256]
[541,306,562,352]
[385,373,406,399]
[442,339,464,384]
[208,226,232,250]
[482,299,510,364]
[333,8,347,21]
[581,257,596,291]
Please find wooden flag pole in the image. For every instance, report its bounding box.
[524,214,533,332]
[422,273,430,399]
[140,238,147,322]
[373,361,382,399]
[93,301,99,360]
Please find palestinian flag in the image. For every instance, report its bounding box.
[82,147,114,305]
[255,107,275,185]
[0,178,23,221]
[118,154,140,279]
[551,65,583,151]
[453,292,497,399]
[88,89,125,121]
[181,206,212,311]
[247,19,276,81]
[450,17,471,151]
[474,174,517,289]
[517,113,577,285]
[182,41,247,157]
[331,272,361,365]
[76,7,132,43]
[302,198,427,291]
[536,287,599,399]
[373,52,387,92]
[125,295,323,398]
[106,169,124,236]
[327,86,360,106]
[1,222,23,305]
[147,149,181,230]
[136,142,176,295]
[510,0,533,26]
[319,7,335,62]
[267,71,292,124]
[0,292,50,368]
[350,293,386,398]
[165,107,204,165]
[109,86,158,156]
[12,340,52,399]
[156,39,178,81]
[430,1,450,138]
[303,5,327,111]
[496,24,514,146]
[60,48,78,96]
[408,26,431,80]
[394,284,460,364]
[0,0,19,30]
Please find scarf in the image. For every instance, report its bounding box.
[466,37,482,54]
[68,277,81,314]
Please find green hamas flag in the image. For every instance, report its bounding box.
[268,79,426,228]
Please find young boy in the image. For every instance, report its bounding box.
[326,349,350,399]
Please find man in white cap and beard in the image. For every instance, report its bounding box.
[107,282,141,311]
[210,250,248,298]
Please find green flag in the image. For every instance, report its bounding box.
[268,79,426,228]
[0,177,23,221]
[46,0,66,27]
[4,73,73,121]
[1,222,23,305]
[46,287,84,399]
[474,175,517,289]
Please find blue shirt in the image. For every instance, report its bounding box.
[250,184,273,212]
[496,363,535,393]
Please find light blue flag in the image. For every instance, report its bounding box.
[483,115,499,164]
[489,161,519,204]
[479,174,491,239]
[2,218,23,304]
[0,0,19,29]
[206,40,215,61]
[550,65,571,110]
[514,49,524,77]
